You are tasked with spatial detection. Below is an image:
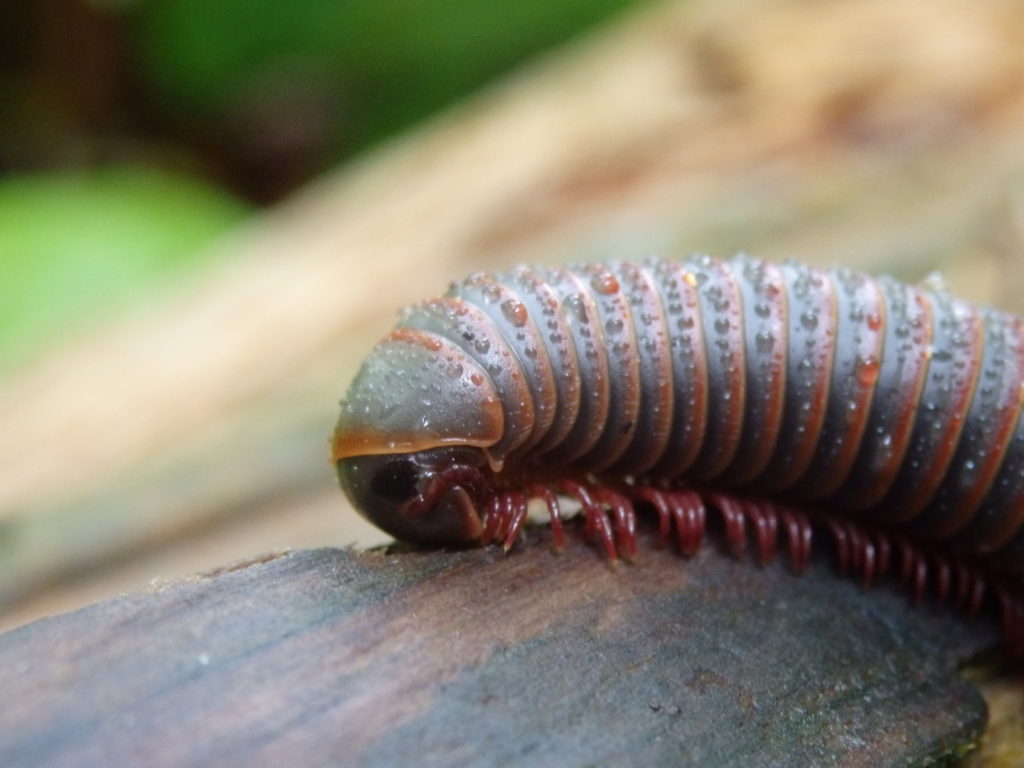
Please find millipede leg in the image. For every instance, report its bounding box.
[671,491,706,557]
[481,495,503,545]
[636,487,705,557]
[493,495,513,543]
[636,487,672,545]
[912,556,929,605]
[531,485,565,551]
[827,520,850,576]
[501,493,530,552]
[597,489,637,561]
[874,532,891,580]
[861,538,878,589]
[708,493,747,559]
[932,553,952,605]
[896,536,916,587]
[745,501,776,566]
[562,481,618,562]
[780,508,812,575]
[686,494,707,556]
[847,524,863,582]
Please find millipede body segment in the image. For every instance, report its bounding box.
[332,256,1024,649]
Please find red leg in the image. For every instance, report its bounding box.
[746,501,777,566]
[636,487,672,545]
[531,485,565,551]
[874,532,891,579]
[912,555,929,605]
[597,488,637,561]
[685,493,707,556]
[501,493,530,552]
[481,495,503,545]
[562,481,617,562]
[860,534,878,589]
[779,508,812,575]
[896,536,916,586]
[827,519,850,576]
[709,493,747,559]
[669,492,693,555]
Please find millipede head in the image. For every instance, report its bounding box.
[333,327,505,546]
[337,448,492,547]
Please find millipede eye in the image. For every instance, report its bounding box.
[370,458,420,502]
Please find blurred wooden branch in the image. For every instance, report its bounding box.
[0,536,999,767]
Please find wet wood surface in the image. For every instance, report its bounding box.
[0,531,998,768]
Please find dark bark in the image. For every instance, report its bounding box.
[0,529,996,768]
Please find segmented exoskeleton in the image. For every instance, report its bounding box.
[332,256,1024,649]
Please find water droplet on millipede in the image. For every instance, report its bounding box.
[591,271,620,295]
[501,299,528,327]
[856,358,880,387]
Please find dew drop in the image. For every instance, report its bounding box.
[564,294,588,324]
[482,284,503,303]
[501,299,528,327]
[856,358,880,387]
[591,271,620,295]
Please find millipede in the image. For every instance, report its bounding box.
[332,255,1024,651]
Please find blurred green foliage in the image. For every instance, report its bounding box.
[0,167,251,372]
[135,0,642,157]
[0,0,646,372]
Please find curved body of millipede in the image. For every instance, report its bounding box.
[332,255,1024,650]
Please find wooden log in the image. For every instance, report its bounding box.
[0,532,998,768]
